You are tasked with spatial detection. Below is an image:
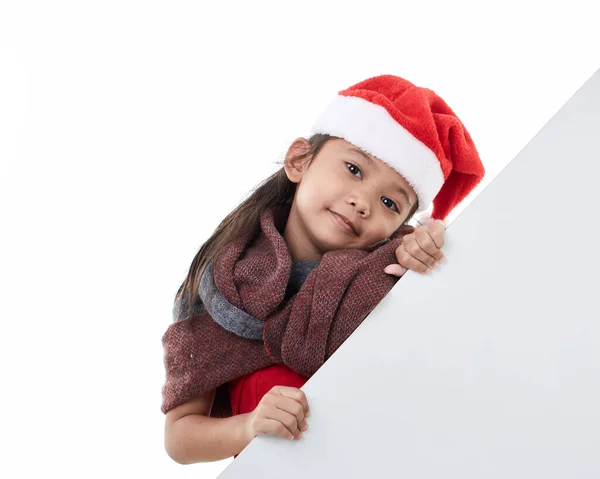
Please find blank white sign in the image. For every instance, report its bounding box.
[220,69,600,478]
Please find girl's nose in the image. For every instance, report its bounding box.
[351,198,370,217]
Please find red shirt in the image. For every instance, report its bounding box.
[227,259,315,457]
[228,364,308,416]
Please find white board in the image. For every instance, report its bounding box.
[220,69,600,478]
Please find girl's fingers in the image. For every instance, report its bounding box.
[278,386,310,418]
[275,396,308,432]
[427,221,446,249]
[251,386,311,442]
[415,227,444,261]
[265,407,302,439]
[402,237,438,270]
[255,417,297,440]
[384,264,408,277]
[428,224,446,263]
[396,249,430,274]
[404,225,447,267]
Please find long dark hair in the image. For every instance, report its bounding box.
[175,133,418,318]
[175,134,331,318]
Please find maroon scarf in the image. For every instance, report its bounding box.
[161,206,411,417]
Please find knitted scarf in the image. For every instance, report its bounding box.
[161,205,412,417]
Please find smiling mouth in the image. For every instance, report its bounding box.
[329,210,358,236]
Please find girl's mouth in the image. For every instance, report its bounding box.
[329,210,358,236]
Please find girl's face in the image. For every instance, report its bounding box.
[283,138,418,261]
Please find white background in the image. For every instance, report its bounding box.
[0,1,598,477]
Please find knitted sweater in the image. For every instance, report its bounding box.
[162,206,407,416]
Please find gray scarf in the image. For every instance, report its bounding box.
[198,258,320,340]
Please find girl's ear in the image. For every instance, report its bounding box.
[284,138,312,184]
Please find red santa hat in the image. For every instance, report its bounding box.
[310,75,485,220]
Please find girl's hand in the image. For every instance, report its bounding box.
[384,220,446,277]
[244,386,310,442]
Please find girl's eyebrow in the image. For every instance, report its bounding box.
[346,147,413,207]
[347,147,375,166]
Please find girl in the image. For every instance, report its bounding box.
[162,74,485,464]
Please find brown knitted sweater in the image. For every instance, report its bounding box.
[161,206,411,417]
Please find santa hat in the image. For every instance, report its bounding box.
[310,75,485,220]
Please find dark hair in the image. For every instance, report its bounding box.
[174,133,418,318]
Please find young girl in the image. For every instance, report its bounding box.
[162,74,485,464]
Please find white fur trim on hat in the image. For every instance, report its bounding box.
[310,95,445,212]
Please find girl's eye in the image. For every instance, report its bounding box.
[381,197,399,212]
[347,162,400,213]
[346,162,362,178]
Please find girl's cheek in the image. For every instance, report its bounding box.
[296,187,321,210]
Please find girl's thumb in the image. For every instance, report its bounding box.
[384,264,408,277]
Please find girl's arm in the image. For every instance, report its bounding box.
[164,386,310,464]
[164,388,252,464]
